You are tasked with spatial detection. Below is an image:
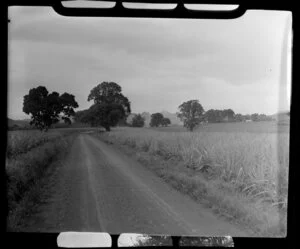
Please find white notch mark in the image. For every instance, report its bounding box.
[61,0,116,9]
[57,232,111,248]
[122,2,177,10]
[184,4,239,11]
[286,16,292,107]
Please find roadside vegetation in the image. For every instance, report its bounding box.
[148,121,289,134]
[95,125,289,237]
[7,130,63,158]
[9,81,289,235]
[6,129,80,231]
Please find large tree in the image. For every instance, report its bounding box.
[86,82,131,131]
[23,86,78,131]
[150,113,164,127]
[161,117,171,127]
[177,100,205,131]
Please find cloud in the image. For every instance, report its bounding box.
[7,7,292,119]
[10,11,219,62]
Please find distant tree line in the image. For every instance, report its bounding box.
[175,100,276,131]
[150,113,171,127]
[204,109,235,123]
[235,113,274,122]
[75,94,274,132]
[204,109,274,123]
[21,82,276,133]
[126,112,171,128]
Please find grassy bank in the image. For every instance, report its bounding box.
[6,129,79,231]
[93,127,289,237]
[6,128,84,158]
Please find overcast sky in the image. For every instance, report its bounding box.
[8,6,292,119]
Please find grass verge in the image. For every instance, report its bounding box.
[91,127,288,237]
[6,132,78,231]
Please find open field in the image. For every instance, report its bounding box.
[96,122,289,236]
[6,122,289,235]
[149,121,289,134]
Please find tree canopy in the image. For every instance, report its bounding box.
[77,82,131,131]
[88,82,130,110]
[204,109,235,123]
[131,114,145,127]
[149,113,172,127]
[204,110,273,123]
[150,113,164,127]
[161,117,171,127]
[23,86,78,131]
[177,100,205,131]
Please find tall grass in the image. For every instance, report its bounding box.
[6,130,63,158]
[6,129,79,230]
[97,127,289,236]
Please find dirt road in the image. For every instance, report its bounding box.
[23,133,248,236]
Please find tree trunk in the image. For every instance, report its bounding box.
[105,126,111,132]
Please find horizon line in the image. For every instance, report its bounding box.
[8,109,289,121]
